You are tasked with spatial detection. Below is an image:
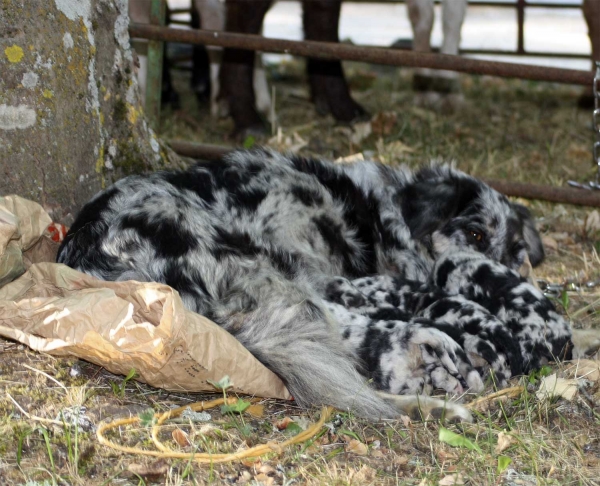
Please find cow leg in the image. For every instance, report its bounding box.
[579,0,600,108]
[193,0,226,116]
[302,0,368,123]
[407,0,434,53]
[408,0,465,95]
[190,2,212,103]
[220,0,272,137]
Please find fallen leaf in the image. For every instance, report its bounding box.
[253,473,275,485]
[541,236,558,252]
[346,439,368,456]
[495,431,516,454]
[566,359,600,381]
[439,427,482,453]
[371,111,397,136]
[439,473,465,485]
[351,121,372,145]
[245,404,264,418]
[335,153,365,163]
[128,459,168,481]
[437,450,459,462]
[393,455,409,466]
[238,470,252,483]
[385,139,415,154]
[275,416,293,430]
[172,428,191,448]
[354,464,376,482]
[258,464,276,475]
[584,210,600,237]
[241,458,260,468]
[536,374,578,401]
[497,455,512,474]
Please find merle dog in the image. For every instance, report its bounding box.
[57,149,578,422]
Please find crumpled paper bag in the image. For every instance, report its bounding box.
[0,195,52,286]
[0,196,291,400]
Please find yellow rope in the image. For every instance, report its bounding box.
[97,397,333,464]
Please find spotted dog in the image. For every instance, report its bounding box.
[57,148,571,422]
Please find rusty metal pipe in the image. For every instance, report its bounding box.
[168,141,600,207]
[129,24,593,86]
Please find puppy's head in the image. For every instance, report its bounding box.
[399,165,544,270]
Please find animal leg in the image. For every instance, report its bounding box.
[433,251,572,372]
[302,0,368,123]
[219,0,272,137]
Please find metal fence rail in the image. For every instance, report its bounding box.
[168,141,600,207]
[129,24,592,86]
[168,0,590,60]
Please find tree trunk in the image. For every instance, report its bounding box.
[0,0,184,224]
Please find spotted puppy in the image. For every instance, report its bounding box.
[58,148,568,422]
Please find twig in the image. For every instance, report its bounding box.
[6,392,63,426]
[22,364,68,393]
[466,386,524,410]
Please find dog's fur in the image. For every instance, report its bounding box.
[57,149,573,421]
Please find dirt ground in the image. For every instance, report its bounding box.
[1,61,600,485]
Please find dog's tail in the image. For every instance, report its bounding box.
[214,280,471,422]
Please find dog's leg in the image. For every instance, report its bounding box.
[571,329,600,359]
[211,272,471,422]
[323,280,484,395]
[378,392,472,423]
[326,276,514,387]
[433,251,572,372]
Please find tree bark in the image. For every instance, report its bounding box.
[0,0,184,224]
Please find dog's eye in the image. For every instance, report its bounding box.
[468,231,483,243]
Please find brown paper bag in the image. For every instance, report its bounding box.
[0,196,290,400]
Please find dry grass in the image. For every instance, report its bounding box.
[2,62,600,485]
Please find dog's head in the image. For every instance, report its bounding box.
[399,165,544,270]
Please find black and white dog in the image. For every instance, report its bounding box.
[58,149,575,422]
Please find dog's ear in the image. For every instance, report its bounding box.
[400,176,479,241]
[512,203,545,267]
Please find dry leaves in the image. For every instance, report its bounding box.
[565,359,600,381]
[536,374,578,401]
[439,473,465,485]
[495,431,516,454]
[127,459,169,482]
[584,210,600,238]
[345,438,368,456]
[171,428,191,448]
[371,111,397,136]
[245,403,265,418]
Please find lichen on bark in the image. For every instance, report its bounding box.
[0,0,184,224]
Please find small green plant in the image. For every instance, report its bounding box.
[497,455,512,474]
[560,290,570,311]
[527,364,553,385]
[439,426,482,453]
[110,368,137,398]
[138,408,156,428]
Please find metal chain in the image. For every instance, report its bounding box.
[538,278,600,298]
[594,60,600,183]
[568,61,600,190]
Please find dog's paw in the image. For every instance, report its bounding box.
[378,392,473,423]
